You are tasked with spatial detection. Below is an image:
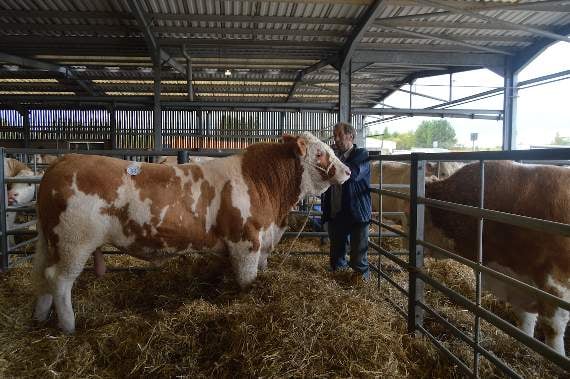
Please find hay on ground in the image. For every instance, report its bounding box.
[0,237,565,378]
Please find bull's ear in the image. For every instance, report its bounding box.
[295,137,307,157]
[282,134,307,157]
[282,134,296,144]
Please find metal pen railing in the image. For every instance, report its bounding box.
[370,148,570,377]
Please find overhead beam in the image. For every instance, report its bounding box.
[353,107,502,120]
[373,25,513,55]
[375,0,570,23]
[512,23,570,73]
[340,0,387,68]
[375,19,539,32]
[0,51,96,96]
[352,50,505,69]
[287,60,331,102]
[0,10,355,25]
[415,0,570,43]
[126,0,185,75]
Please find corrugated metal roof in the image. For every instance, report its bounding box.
[0,0,568,105]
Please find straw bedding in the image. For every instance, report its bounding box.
[0,236,565,378]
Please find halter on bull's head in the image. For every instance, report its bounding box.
[282,132,351,196]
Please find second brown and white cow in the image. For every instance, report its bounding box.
[424,161,570,355]
[32,132,350,333]
[4,158,36,247]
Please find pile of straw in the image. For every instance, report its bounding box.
[0,237,564,377]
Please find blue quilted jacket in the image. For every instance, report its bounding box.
[321,145,372,223]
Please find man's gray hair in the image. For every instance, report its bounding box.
[334,122,356,138]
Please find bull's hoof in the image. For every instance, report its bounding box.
[32,306,54,323]
[58,324,76,335]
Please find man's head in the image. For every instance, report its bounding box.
[333,122,355,153]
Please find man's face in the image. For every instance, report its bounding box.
[333,126,354,153]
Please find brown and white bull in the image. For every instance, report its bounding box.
[31,133,350,333]
[424,161,570,355]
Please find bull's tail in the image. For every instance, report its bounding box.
[31,217,56,321]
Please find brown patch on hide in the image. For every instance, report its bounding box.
[215,181,245,243]
[242,141,304,230]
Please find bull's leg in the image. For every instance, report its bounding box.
[513,308,538,336]
[6,212,16,248]
[540,307,569,355]
[32,228,53,322]
[229,244,260,290]
[258,250,268,271]
[46,246,93,334]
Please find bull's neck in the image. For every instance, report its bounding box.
[241,143,304,221]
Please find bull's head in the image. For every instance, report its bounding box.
[7,170,35,205]
[283,132,351,197]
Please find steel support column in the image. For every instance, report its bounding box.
[19,109,30,148]
[153,49,162,151]
[109,104,117,150]
[339,61,351,123]
[502,58,518,151]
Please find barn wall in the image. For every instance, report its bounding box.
[0,108,365,150]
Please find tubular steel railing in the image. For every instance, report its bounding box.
[371,148,570,377]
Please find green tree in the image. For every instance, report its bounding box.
[415,120,457,149]
[395,131,416,149]
[552,132,570,146]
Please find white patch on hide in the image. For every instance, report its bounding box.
[156,205,169,228]
[227,239,259,289]
[483,262,538,311]
[113,175,153,227]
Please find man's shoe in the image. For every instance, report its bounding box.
[350,271,369,286]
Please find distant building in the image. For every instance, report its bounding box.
[366,138,397,154]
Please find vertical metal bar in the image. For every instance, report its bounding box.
[0,148,7,272]
[502,57,518,151]
[377,155,383,288]
[408,154,425,334]
[153,49,162,151]
[21,109,30,148]
[473,160,485,376]
[339,61,351,123]
[186,54,194,102]
[449,73,453,102]
[110,104,117,150]
[177,150,189,164]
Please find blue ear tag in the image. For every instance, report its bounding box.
[126,164,141,176]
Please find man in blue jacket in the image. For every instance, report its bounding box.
[322,122,372,283]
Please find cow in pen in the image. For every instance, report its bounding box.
[423,161,570,355]
[31,132,350,333]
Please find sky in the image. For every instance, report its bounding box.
[366,42,570,149]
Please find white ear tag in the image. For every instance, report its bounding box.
[126,163,141,176]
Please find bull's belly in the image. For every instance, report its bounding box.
[110,234,226,263]
[482,261,540,312]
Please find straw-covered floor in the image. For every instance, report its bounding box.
[0,236,565,378]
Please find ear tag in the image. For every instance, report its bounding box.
[126,163,141,176]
